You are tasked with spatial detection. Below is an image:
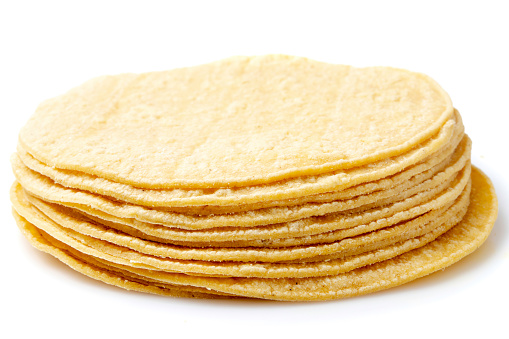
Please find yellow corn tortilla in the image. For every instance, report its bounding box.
[12,167,497,300]
[19,55,454,189]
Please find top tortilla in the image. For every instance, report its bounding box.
[19,55,453,189]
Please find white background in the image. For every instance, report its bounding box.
[1,1,508,338]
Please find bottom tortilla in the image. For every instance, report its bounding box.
[12,166,497,301]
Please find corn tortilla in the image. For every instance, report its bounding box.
[19,55,454,189]
[12,167,496,300]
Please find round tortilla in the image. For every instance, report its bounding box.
[19,55,454,189]
[12,167,497,300]
[15,112,461,207]
[15,119,464,210]
[11,168,470,264]
[11,136,469,229]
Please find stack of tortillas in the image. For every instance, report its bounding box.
[11,55,498,301]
